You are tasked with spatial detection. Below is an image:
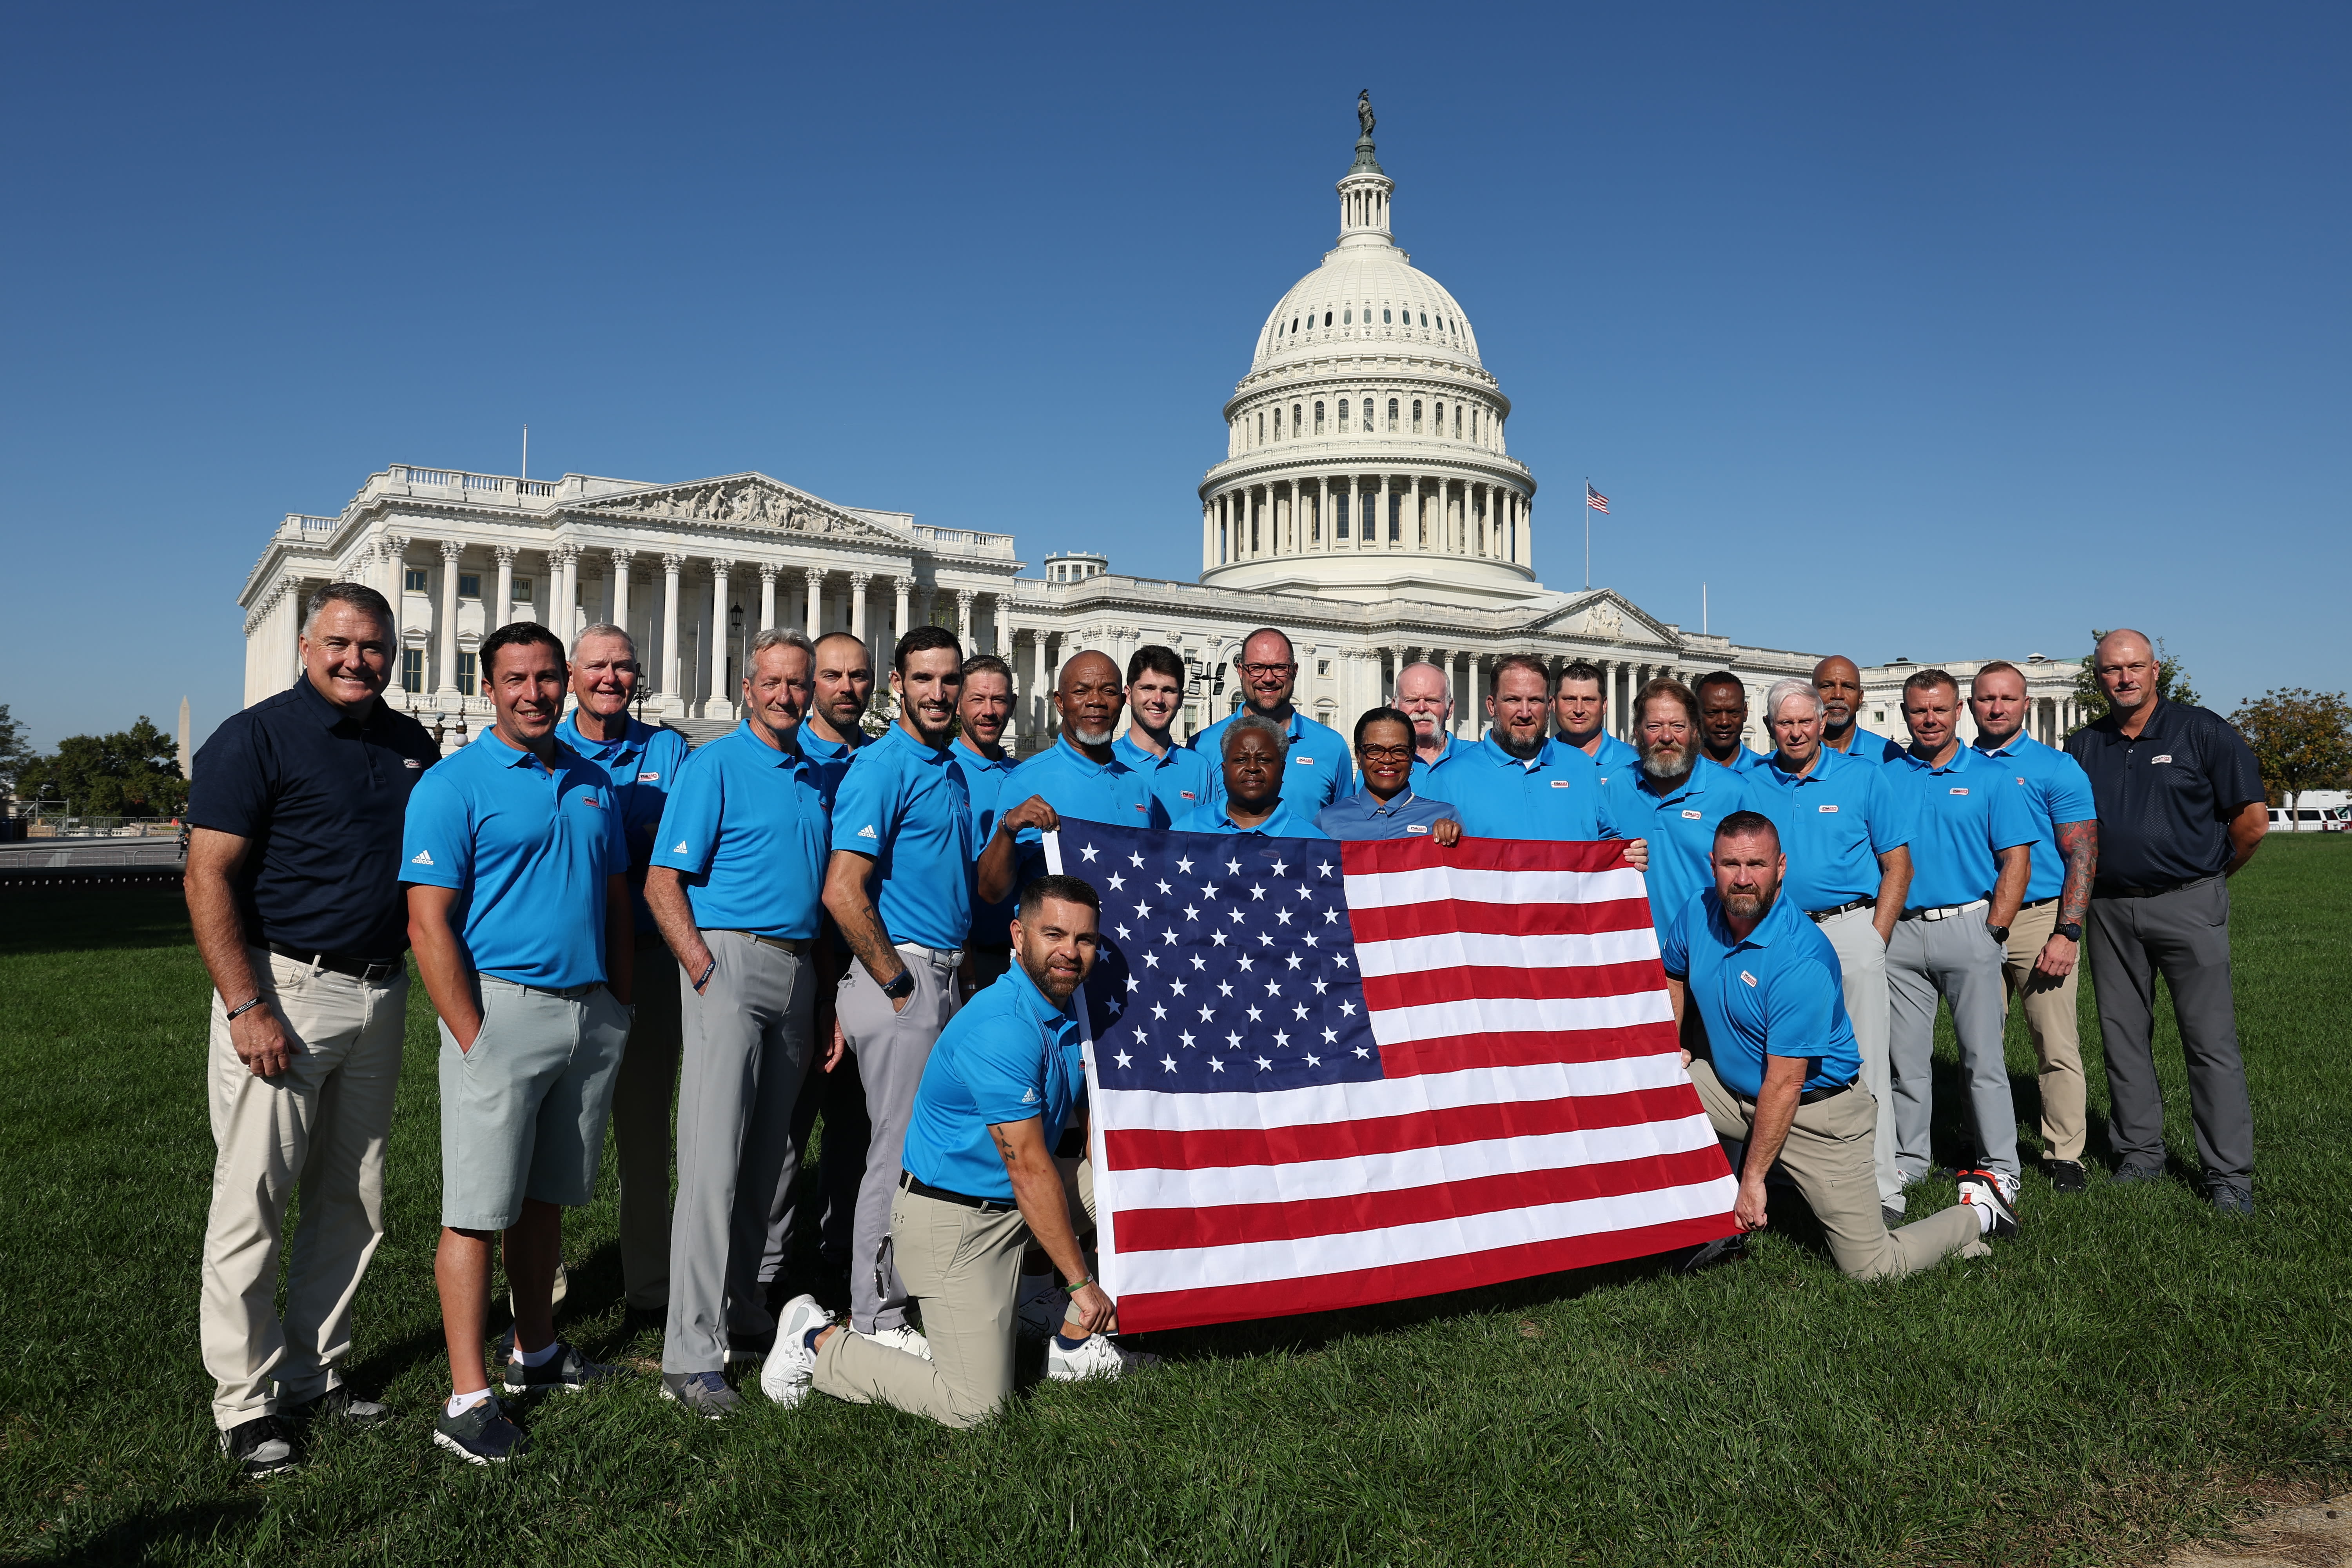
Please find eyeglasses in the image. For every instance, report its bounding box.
[1357,744,1414,764]
[1236,661,1296,677]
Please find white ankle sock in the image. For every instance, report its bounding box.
[445,1387,494,1418]
[1974,1201,1996,1236]
[514,1338,562,1368]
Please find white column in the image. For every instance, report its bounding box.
[993,594,1011,661]
[707,560,732,719]
[381,533,406,604]
[893,575,911,644]
[492,546,516,630]
[956,588,975,648]
[1030,627,1051,743]
[1470,652,1488,739]
[661,553,685,710]
[1378,473,1392,548]
[609,550,633,643]
[757,564,777,632]
[850,571,872,645]
[803,568,824,639]
[435,541,463,700]
[554,545,579,639]
[1202,501,1215,570]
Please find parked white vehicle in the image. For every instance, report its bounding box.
[2268,790,2350,832]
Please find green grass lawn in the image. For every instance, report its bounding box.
[2,841,2347,1566]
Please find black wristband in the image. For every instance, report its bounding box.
[224,995,264,1022]
[2055,920,2082,942]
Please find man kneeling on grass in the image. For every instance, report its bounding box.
[761,874,1157,1426]
[1666,811,2018,1278]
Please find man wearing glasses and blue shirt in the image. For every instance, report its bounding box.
[1189,627,1352,813]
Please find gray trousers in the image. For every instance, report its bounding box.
[1886,911,2021,1180]
[664,932,813,1374]
[837,946,961,1334]
[2086,878,2252,1187]
[1815,906,1900,1204]
[612,932,681,1311]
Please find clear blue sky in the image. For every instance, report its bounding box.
[3,2,2344,751]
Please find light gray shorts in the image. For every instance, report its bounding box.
[439,976,632,1231]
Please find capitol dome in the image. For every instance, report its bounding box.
[1198,110,1536,607]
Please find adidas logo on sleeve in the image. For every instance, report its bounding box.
[857,824,878,840]
[410,849,434,865]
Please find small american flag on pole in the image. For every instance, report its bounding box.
[1586,483,1611,514]
[1047,821,1736,1334]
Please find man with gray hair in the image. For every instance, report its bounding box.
[1396,660,1464,784]
[1746,675,1915,1223]
[555,625,691,1318]
[186,581,440,1475]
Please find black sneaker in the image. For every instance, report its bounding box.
[2112,1160,2165,1184]
[503,1341,623,1395]
[220,1414,299,1479]
[2205,1183,2254,1217]
[2044,1159,2088,1194]
[285,1386,392,1427]
[433,1396,526,1465]
[1955,1169,2020,1239]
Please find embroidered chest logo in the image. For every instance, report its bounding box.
[2152,754,2174,764]
[1406,824,1429,834]
[581,791,603,808]
[1682,809,1703,819]
[637,771,661,783]
[1818,803,1838,813]
[1949,787,1969,795]
[403,759,424,769]
[1551,780,1572,789]
[1739,970,1758,987]
[1179,789,1196,800]
[1295,756,1314,766]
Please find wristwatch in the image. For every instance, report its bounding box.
[1986,924,2010,945]
[2055,920,2082,943]
[882,970,916,1002]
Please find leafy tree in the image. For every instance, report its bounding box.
[0,704,31,798]
[14,717,189,818]
[2072,629,2201,728]
[2231,688,2352,816]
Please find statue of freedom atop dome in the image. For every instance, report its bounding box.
[1357,90,1376,139]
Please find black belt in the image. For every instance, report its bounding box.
[2020,895,2058,910]
[2102,874,2220,900]
[1799,1076,1861,1106]
[898,1170,1013,1214]
[265,940,402,984]
[1807,897,1875,923]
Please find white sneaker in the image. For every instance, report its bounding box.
[1015,1273,1071,1341]
[758,1294,831,1407]
[1046,1334,1161,1382]
[864,1325,933,1361]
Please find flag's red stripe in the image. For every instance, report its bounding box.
[1347,896,1655,942]
[1339,837,1633,877]
[1102,1082,1705,1171]
[1360,958,1664,1009]
[1374,1020,1681,1076]
[1112,1212,1734,1334]
[1110,1145,1730,1252]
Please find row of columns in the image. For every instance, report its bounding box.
[1373,647,1700,744]
[1204,475,1526,568]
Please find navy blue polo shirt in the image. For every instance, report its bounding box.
[1548,731,1639,783]
[900,959,1084,1204]
[830,722,975,951]
[1888,743,2040,909]
[1974,731,2098,904]
[399,730,629,988]
[554,713,690,933]
[1192,708,1353,813]
[1661,887,1864,1100]
[1114,732,1216,823]
[1602,762,1755,940]
[1438,735,1609,842]
[648,723,833,940]
[2065,698,2266,893]
[1176,799,1331,839]
[1745,744,1914,912]
[955,737,1022,950]
[188,679,442,960]
[1316,787,1458,841]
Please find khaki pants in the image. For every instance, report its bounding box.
[1814,906,1900,1204]
[199,949,405,1431]
[612,933,682,1309]
[2002,900,2086,1163]
[1689,1058,1982,1280]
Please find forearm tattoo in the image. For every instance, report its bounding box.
[2057,820,2097,931]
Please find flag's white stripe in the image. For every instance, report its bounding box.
[1096,1053,1693,1134]
[1105,1174,1739,1293]
[1100,1111,1720,1210]
[1342,864,1648,910]
[1353,926,1661,977]
[1367,990,1674,1045]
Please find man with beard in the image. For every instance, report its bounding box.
[1744,678,1913,1223]
[1113,644,1216,824]
[1430,655,1613,843]
[1397,660,1468,791]
[763,875,1156,1426]
[821,627,973,1358]
[978,650,1164,907]
[1189,627,1352,811]
[1547,659,1638,779]
[954,655,1022,992]
[1813,655,1906,764]
[1664,813,2015,1279]
[801,632,876,765]
[1602,678,1753,946]
[1694,672,1769,775]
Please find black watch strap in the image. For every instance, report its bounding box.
[1987,924,2010,944]
[882,969,916,1000]
[2055,920,2082,942]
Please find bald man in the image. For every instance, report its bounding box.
[978,651,1163,908]
[2065,629,2266,1214]
[1813,656,1905,765]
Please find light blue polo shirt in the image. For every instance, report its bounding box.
[1745,744,1915,913]
[955,737,1021,949]
[1004,736,1165,840]
[829,722,975,951]
[1974,732,2098,904]
[1704,745,1771,776]
[1113,732,1216,823]
[1439,735,1608,842]
[1660,887,1863,1100]
[1191,708,1353,812]
[1176,799,1332,839]
[554,714,691,932]
[1602,762,1755,940]
[647,724,833,940]
[1889,743,2041,909]
[900,959,1084,1204]
[797,724,865,769]
[1548,731,1639,784]
[1315,788,1458,841]
[1408,733,1472,793]
[1835,728,1907,766]
[399,731,628,989]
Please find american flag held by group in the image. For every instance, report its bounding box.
[195,588,2254,1470]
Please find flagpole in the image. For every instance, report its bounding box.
[1583,476,1591,589]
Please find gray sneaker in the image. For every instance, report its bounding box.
[660,1370,743,1419]
[503,1341,624,1395]
[433,1396,527,1465]
[286,1386,392,1427]
[220,1415,298,1479]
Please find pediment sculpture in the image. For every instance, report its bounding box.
[583,477,904,543]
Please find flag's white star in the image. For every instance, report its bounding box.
[1258,932,1276,947]
[1114,1050,1133,1069]
[1131,1027,1147,1044]
[1302,934,1319,947]
[1236,955,1254,973]
[1128,851,1145,868]
[1334,953,1352,969]
[1293,1004,1308,1020]
[1273,1029,1289,1047]
[1156,879,1172,894]
[1161,1055,1178,1073]
[1175,855,1194,873]
[1323,909,1340,924]
[1271,858,1289,876]
[1126,974,1141,991]
[1078,844,1098,862]
[1323,1028,1339,1044]
[1198,1004,1215,1021]
[1169,979,1187,996]
[1225,858,1242,875]
[1318,861,1334,878]
[1256,1056,1274,1071]
[1275,909,1293,926]
[1142,953,1160,969]
[1296,884,1314,900]
[1339,1000,1358,1016]
[1114,924,1131,940]
[1353,1045,1371,1058]
[1189,955,1207,971]
[1249,883,1268,902]
[1182,904,1201,921]
[1177,1030,1196,1048]
[1305,1053,1322,1067]
[1208,1057,1227,1073]
[1285,953,1304,970]
[1313,978,1329,994]
[1162,929,1178,945]
[1134,901,1151,918]
[1151,1002,1168,1020]
[1106,873,1126,891]
[1200,883,1219,900]
[1246,1005,1263,1022]
[1217,980,1234,997]
[1229,907,1246,924]
[1226,1031,1243,1049]
[1210,931,1229,947]
[1107,996,1124,1015]
[1265,980,1282,996]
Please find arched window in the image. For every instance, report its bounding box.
[1382,308,1392,324]
[1290,318,1299,333]
[1338,399,1350,433]
[1273,406,1283,440]
[1336,490,1350,538]
[1343,308,1352,325]
[1420,312,1428,327]
[1412,399,1423,433]
[1433,400,1444,434]
[1257,410,1266,444]
[1387,397,1399,431]
[1314,400,1325,433]
[1292,403,1303,435]
[1453,405,1462,439]
[1362,397,1374,430]
[1323,310,1332,326]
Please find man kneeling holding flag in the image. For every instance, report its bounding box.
[761,874,1155,1427]
[1666,811,2017,1278]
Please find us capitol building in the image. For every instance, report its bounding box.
[235,108,2087,753]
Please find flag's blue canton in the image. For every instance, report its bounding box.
[1063,820,1383,1094]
